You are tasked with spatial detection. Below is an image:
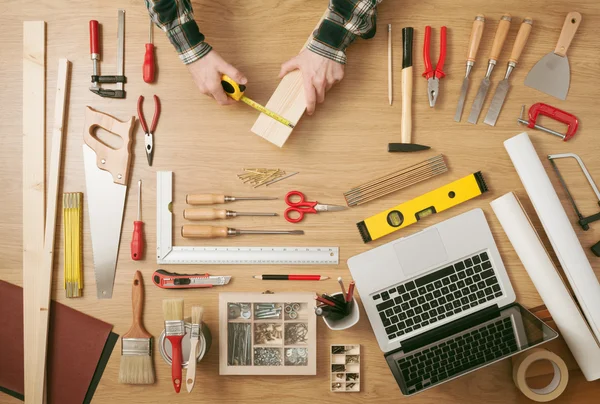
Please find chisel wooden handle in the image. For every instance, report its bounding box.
[554,12,582,57]
[184,208,228,220]
[467,15,485,63]
[186,194,226,205]
[509,18,533,65]
[182,225,229,238]
[489,14,512,62]
[401,27,413,144]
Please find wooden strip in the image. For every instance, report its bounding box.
[250,14,326,147]
[22,20,46,404]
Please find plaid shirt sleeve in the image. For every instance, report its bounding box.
[307,0,382,64]
[146,0,212,64]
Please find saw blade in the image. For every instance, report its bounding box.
[83,144,128,298]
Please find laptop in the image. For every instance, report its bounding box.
[348,209,558,395]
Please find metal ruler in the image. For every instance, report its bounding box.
[157,171,339,265]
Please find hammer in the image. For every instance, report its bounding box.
[389,27,430,152]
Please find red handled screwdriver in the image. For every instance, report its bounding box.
[131,180,144,260]
[143,20,155,83]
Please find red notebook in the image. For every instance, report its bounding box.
[0,280,116,403]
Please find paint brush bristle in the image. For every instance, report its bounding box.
[119,356,155,384]
[191,305,204,325]
[163,298,184,321]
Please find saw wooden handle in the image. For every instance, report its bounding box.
[186,194,226,205]
[467,14,485,63]
[182,225,229,238]
[489,14,512,62]
[184,208,228,220]
[555,12,582,57]
[509,18,533,65]
[83,106,135,186]
[123,270,151,339]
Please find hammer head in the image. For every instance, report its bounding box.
[387,143,431,152]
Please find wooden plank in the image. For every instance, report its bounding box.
[32,58,70,404]
[250,14,325,147]
[22,20,45,404]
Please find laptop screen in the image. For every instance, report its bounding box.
[385,303,558,395]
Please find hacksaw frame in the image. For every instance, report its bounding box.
[156,171,339,265]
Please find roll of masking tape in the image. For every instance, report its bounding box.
[512,348,569,402]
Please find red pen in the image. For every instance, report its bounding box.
[254,275,329,281]
[346,281,355,302]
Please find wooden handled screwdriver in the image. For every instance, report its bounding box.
[183,208,277,220]
[182,225,304,238]
[186,193,277,205]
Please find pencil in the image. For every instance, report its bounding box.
[388,23,393,105]
[315,295,336,307]
[337,277,348,301]
[346,281,355,303]
[253,275,329,281]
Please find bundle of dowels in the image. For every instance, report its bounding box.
[343,155,448,206]
[63,192,83,297]
[237,168,298,187]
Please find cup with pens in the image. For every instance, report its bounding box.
[315,277,360,330]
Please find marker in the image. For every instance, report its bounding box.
[253,275,329,281]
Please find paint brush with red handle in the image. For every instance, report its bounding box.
[163,298,185,393]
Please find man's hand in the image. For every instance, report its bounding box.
[187,50,247,105]
[279,50,345,115]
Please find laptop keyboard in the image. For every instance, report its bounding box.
[397,316,518,394]
[372,251,503,340]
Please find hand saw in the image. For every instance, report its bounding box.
[83,106,134,298]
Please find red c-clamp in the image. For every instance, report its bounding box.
[518,103,579,141]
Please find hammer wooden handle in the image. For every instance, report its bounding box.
[184,208,228,220]
[182,225,229,238]
[186,194,226,205]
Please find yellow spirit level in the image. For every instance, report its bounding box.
[357,172,488,243]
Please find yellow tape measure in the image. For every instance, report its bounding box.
[357,172,488,243]
[221,75,295,128]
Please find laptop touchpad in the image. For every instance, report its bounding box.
[393,228,448,277]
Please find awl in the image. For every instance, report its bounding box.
[186,193,277,205]
[484,18,533,126]
[467,14,512,124]
[181,225,303,238]
[454,15,485,122]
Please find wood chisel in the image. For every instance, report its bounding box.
[183,208,277,220]
[83,107,135,298]
[388,27,430,152]
[186,193,277,205]
[454,15,485,122]
[467,14,512,124]
[181,225,303,238]
[484,18,533,126]
[152,269,231,289]
[524,12,582,100]
[131,179,144,260]
[221,74,295,128]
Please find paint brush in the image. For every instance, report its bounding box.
[118,271,155,384]
[163,298,185,393]
[186,305,204,393]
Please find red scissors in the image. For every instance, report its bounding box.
[284,191,347,223]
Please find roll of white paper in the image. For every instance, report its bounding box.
[491,192,600,381]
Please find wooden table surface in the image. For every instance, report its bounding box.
[2,0,600,402]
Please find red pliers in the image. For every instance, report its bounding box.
[137,95,160,166]
[423,26,447,107]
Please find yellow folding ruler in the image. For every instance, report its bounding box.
[357,172,488,243]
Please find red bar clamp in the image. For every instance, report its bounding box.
[517,103,579,141]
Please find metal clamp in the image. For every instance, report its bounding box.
[518,103,579,141]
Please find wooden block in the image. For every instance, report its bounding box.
[33,58,70,403]
[22,20,45,404]
[250,13,326,147]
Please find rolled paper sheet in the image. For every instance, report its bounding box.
[491,191,600,381]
